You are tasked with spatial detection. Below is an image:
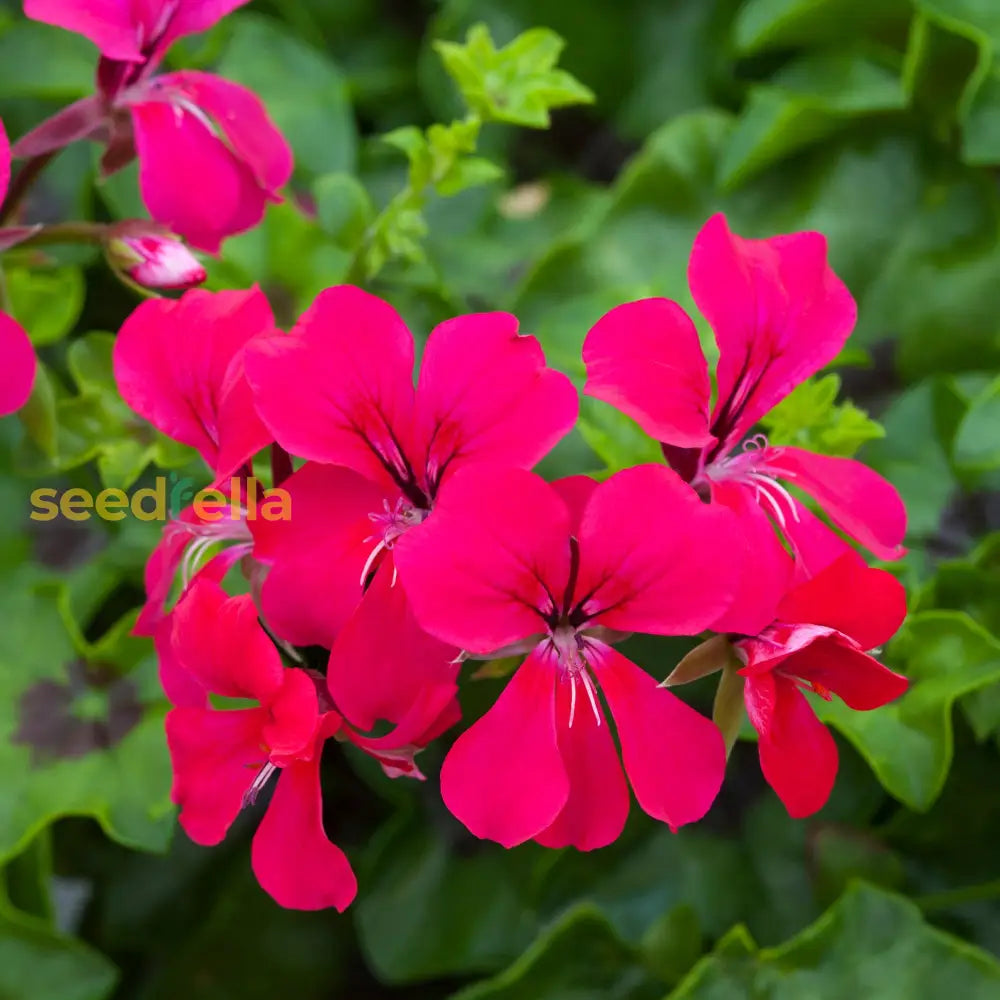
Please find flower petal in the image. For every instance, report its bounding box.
[250,462,387,648]
[690,214,856,445]
[171,579,283,702]
[786,637,909,711]
[394,466,570,654]
[0,312,37,416]
[777,553,907,651]
[166,705,267,845]
[24,0,143,60]
[762,446,907,560]
[9,96,104,159]
[251,737,358,911]
[245,286,416,489]
[596,646,726,830]
[0,117,7,197]
[162,0,251,50]
[747,674,838,818]
[574,464,739,635]
[440,647,568,847]
[113,287,276,478]
[262,668,320,759]
[327,563,459,732]
[414,311,578,492]
[582,298,714,449]
[534,672,629,851]
[551,475,598,537]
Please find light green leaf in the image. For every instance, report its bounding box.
[6,267,84,346]
[953,374,1000,471]
[0,22,97,98]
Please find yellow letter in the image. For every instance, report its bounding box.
[132,478,167,521]
[61,488,93,521]
[260,489,292,522]
[95,488,128,522]
[194,488,227,522]
[29,488,59,521]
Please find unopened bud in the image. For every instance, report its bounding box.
[106,223,206,290]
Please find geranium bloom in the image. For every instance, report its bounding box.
[583,214,906,631]
[245,286,578,738]
[19,0,291,251]
[165,578,356,911]
[105,221,207,289]
[394,463,740,850]
[0,118,37,415]
[735,553,908,818]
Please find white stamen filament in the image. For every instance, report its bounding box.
[242,761,277,808]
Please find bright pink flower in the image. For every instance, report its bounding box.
[106,222,206,289]
[114,286,277,482]
[394,463,739,849]
[736,553,908,818]
[165,578,357,911]
[244,286,579,736]
[0,120,37,416]
[583,214,906,632]
[18,2,291,252]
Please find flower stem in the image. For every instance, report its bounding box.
[916,878,1000,912]
[15,221,108,247]
[0,151,58,225]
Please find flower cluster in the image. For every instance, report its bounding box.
[113,214,910,910]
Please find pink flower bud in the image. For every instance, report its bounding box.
[106,225,207,290]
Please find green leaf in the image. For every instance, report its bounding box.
[216,13,357,177]
[5,267,84,346]
[953,373,1000,471]
[435,24,595,128]
[669,882,1000,998]
[0,22,97,98]
[577,397,664,475]
[313,173,374,248]
[816,612,1000,810]
[17,363,59,460]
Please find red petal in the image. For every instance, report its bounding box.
[762,447,906,560]
[263,668,320,759]
[0,312,37,416]
[245,286,415,488]
[440,647,568,847]
[414,311,578,491]
[574,464,739,636]
[534,671,629,851]
[251,754,358,911]
[551,475,598,537]
[596,646,726,830]
[786,637,909,711]
[395,466,570,654]
[24,0,145,60]
[582,298,714,449]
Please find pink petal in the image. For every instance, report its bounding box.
[777,553,907,651]
[10,96,105,158]
[573,464,739,636]
[161,0,251,50]
[440,647,568,847]
[154,617,207,708]
[245,287,416,488]
[534,672,629,851]
[690,214,856,445]
[582,298,714,449]
[707,479,792,636]
[551,475,598,537]
[166,705,268,845]
[413,311,578,491]
[0,117,7,197]
[785,637,909,711]
[171,579,283,702]
[782,500,855,580]
[327,563,458,732]
[250,462,387,648]
[761,446,907,560]
[23,0,143,61]
[130,97,269,253]
[596,646,726,830]
[0,312,37,416]
[394,466,571,654]
[113,287,276,478]
[153,71,291,193]
[747,674,838,818]
[262,668,320,760]
[252,746,358,911]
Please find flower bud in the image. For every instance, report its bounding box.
[106,223,206,290]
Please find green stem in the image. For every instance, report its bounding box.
[0,263,10,313]
[15,221,107,247]
[0,151,57,225]
[916,879,1000,912]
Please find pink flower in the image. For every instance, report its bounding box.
[165,578,357,911]
[0,119,37,415]
[18,1,291,251]
[736,553,908,818]
[583,214,906,632]
[244,286,579,738]
[106,222,206,289]
[393,463,740,850]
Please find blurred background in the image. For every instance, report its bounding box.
[1,0,1000,997]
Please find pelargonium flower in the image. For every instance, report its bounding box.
[19,0,291,251]
[583,214,906,632]
[165,578,356,911]
[393,463,740,850]
[735,553,908,818]
[244,286,578,738]
[0,118,37,415]
[105,221,206,289]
